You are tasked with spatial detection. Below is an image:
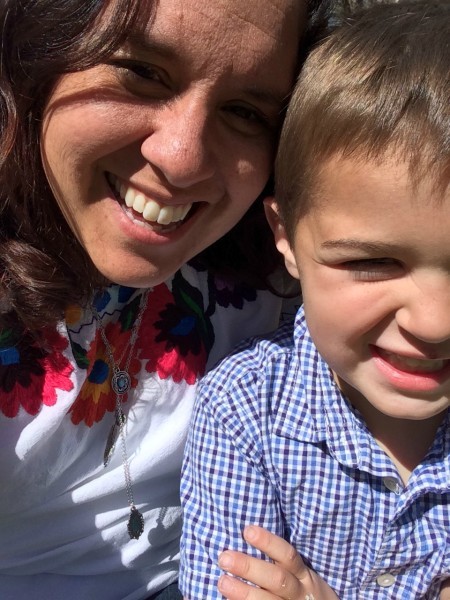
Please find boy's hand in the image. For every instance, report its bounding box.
[217,525,340,600]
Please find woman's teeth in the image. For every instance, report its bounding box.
[110,175,192,226]
[379,349,446,373]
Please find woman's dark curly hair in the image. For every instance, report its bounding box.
[0,0,332,333]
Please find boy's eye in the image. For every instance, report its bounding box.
[342,258,402,281]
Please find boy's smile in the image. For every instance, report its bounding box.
[370,345,450,392]
[269,154,450,430]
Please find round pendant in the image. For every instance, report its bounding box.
[112,370,131,395]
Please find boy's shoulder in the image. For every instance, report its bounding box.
[208,316,294,366]
[200,307,311,394]
[197,306,332,446]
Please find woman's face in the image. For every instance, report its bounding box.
[41,0,303,287]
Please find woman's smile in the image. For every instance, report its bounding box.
[107,173,195,231]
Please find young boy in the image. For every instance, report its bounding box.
[180,1,450,598]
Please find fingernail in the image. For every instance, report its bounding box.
[244,525,257,541]
[218,551,233,569]
[218,574,232,595]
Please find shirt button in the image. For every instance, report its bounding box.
[376,573,396,588]
[383,476,402,494]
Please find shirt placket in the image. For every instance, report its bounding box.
[359,473,405,595]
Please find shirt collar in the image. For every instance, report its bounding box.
[271,307,450,487]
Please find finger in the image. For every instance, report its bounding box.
[243,526,308,580]
[218,550,298,600]
[218,573,283,600]
[441,579,450,600]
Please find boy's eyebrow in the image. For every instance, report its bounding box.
[122,32,289,109]
[321,240,399,254]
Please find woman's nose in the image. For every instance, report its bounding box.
[396,276,450,344]
[140,96,216,189]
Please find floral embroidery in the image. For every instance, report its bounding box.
[0,265,261,425]
[0,327,73,418]
[70,276,215,426]
[139,272,214,385]
[68,291,143,427]
[206,272,257,312]
[65,304,83,326]
[188,257,257,313]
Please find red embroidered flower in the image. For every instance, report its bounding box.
[0,327,73,418]
[138,275,214,385]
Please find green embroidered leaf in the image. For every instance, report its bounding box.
[71,341,90,369]
[119,294,141,332]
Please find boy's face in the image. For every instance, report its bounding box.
[267,155,450,426]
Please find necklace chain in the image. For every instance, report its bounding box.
[92,289,150,540]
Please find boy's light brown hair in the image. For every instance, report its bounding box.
[275,0,449,241]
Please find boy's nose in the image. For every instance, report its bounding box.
[396,276,450,344]
[140,97,216,190]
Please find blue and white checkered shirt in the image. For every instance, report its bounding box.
[180,307,450,599]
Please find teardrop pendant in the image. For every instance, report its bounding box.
[103,421,118,467]
[128,505,145,540]
[104,411,127,467]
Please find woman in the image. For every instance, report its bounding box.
[0,0,330,598]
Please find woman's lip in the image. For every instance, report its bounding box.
[371,346,450,392]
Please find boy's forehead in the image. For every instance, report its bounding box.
[310,151,449,213]
[294,154,449,268]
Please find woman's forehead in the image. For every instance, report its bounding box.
[129,0,304,91]
[137,0,304,48]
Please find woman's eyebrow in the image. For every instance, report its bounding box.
[241,86,289,110]
[121,31,177,60]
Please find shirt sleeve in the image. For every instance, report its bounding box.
[179,365,284,600]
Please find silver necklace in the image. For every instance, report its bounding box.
[92,289,149,540]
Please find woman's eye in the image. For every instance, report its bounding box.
[223,103,274,135]
[342,258,402,281]
[230,105,262,121]
[110,59,166,86]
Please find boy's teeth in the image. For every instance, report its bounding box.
[381,350,445,373]
[110,175,192,225]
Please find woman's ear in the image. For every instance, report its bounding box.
[263,198,300,280]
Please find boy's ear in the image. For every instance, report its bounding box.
[263,198,300,280]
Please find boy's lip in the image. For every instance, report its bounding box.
[375,347,449,373]
[371,345,450,392]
